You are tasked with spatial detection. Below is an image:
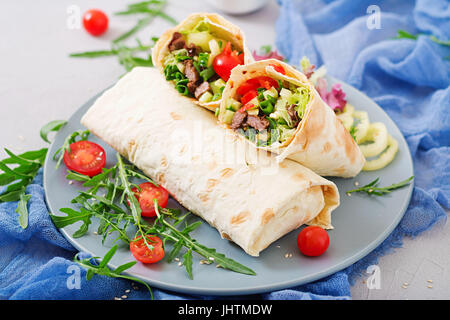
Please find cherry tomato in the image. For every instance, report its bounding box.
[297,226,330,257]
[83,9,109,36]
[270,64,286,75]
[213,42,244,81]
[63,140,106,177]
[129,182,169,217]
[240,90,258,105]
[130,235,164,264]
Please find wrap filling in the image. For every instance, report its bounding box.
[162,19,245,103]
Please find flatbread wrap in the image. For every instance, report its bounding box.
[81,67,340,257]
[152,13,254,112]
[218,59,366,178]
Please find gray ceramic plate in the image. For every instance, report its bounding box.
[43,76,414,296]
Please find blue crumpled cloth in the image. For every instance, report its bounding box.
[1,0,448,300]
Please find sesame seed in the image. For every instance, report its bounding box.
[178,262,182,266]
[18,135,25,141]
[401,285,408,289]
[216,264,222,268]
[427,285,433,289]
[121,295,128,299]
[209,257,214,261]
[368,189,373,193]
[276,245,281,248]
[427,280,433,283]
[125,289,130,293]
[114,297,121,300]
[354,181,359,186]
[346,193,351,196]
[403,282,409,286]
[174,257,180,262]
[68,180,73,185]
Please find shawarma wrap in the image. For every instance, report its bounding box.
[152,12,254,112]
[81,67,339,257]
[218,59,365,178]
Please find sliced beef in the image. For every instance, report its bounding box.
[231,111,248,130]
[185,43,201,57]
[195,82,210,99]
[246,115,270,131]
[184,60,201,94]
[287,104,300,127]
[184,60,200,83]
[168,32,185,51]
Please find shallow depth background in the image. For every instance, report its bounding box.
[0,0,448,299]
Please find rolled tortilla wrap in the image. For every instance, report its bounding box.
[81,67,339,257]
[219,59,365,178]
[152,12,254,112]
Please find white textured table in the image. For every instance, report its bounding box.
[0,0,448,299]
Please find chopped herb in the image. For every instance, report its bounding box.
[346,176,414,196]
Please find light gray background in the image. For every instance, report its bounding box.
[0,0,448,299]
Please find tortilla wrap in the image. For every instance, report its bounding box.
[152,12,254,112]
[219,59,366,178]
[81,67,339,257]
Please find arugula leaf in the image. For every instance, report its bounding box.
[74,245,153,298]
[40,120,67,143]
[16,193,32,229]
[182,249,193,280]
[51,207,93,228]
[394,30,450,47]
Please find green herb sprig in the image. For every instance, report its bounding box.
[346,176,414,196]
[113,0,176,44]
[74,244,153,298]
[0,120,67,228]
[393,30,450,47]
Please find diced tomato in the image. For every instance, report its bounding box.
[236,76,279,98]
[270,64,286,75]
[240,90,258,105]
[238,103,256,113]
[63,140,106,177]
[128,182,169,217]
[130,235,164,264]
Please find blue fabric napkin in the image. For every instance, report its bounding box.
[1,0,448,300]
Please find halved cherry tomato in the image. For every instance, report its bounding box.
[240,90,258,105]
[297,226,330,257]
[213,41,244,81]
[129,182,169,217]
[63,140,106,177]
[270,64,286,75]
[83,9,109,36]
[130,235,164,264]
